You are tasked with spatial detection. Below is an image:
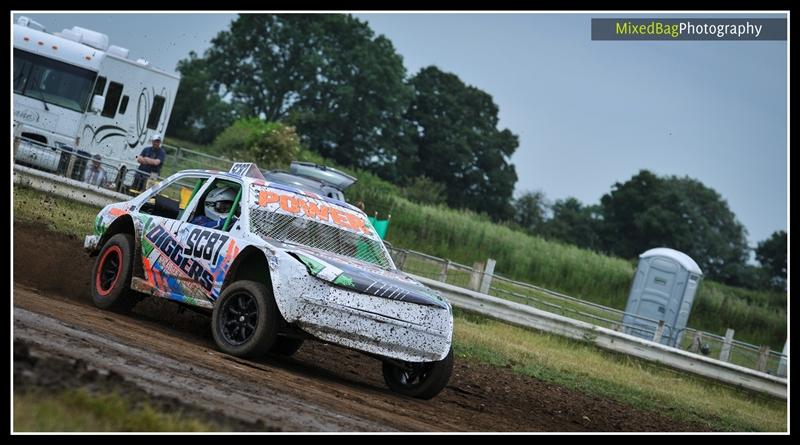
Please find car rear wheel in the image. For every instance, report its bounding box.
[91,233,138,313]
[382,348,454,399]
[212,280,279,358]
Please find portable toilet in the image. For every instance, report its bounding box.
[622,248,703,346]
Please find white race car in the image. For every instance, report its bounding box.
[84,163,454,399]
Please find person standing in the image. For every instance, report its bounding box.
[83,154,108,188]
[133,134,166,192]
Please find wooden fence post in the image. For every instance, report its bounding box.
[438,260,451,283]
[689,331,703,353]
[719,328,735,362]
[469,262,484,291]
[757,345,771,373]
[396,250,407,271]
[777,341,787,377]
[479,258,496,294]
[652,320,665,343]
[65,152,77,180]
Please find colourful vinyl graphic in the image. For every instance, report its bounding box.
[138,215,239,304]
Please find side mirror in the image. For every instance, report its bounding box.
[90,95,105,113]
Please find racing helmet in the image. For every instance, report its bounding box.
[204,186,237,221]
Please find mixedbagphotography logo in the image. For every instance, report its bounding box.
[591,18,787,40]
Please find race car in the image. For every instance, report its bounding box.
[84,163,454,399]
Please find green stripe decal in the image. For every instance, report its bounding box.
[333,273,356,288]
[296,253,326,276]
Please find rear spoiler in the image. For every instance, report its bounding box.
[289,161,357,191]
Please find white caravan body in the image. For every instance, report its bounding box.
[13,16,180,180]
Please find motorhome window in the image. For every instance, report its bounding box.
[118,95,129,115]
[13,49,95,113]
[147,95,166,130]
[92,76,107,97]
[101,82,124,118]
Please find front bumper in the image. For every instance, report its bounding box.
[294,294,452,363]
[270,252,453,363]
[84,234,100,253]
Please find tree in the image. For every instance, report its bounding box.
[286,16,414,172]
[513,190,549,234]
[542,197,603,251]
[403,66,518,221]
[756,230,787,291]
[189,14,412,170]
[599,170,750,284]
[168,52,237,144]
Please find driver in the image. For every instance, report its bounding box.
[191,186,238,230]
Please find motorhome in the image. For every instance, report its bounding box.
[13,16,180,185]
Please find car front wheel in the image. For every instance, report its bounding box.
[382,348,454,399]
[91,233,138,313]
[212,280,279,358]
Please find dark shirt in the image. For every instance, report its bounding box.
[137,146,166,175]
[191,215,238,231]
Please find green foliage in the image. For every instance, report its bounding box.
[691,281,786,347]
[403,66,518,221]
[401,176,447,205]
[599,170,751,285]
[168,52,238,144]
[513,190,550,234]
[756,230,787,291]
[213,119,301,170]
[541,197,603,252]
[197,14,413,172]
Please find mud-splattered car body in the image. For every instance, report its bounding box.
[84,165,453,363]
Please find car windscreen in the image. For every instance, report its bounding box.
[14,49,96,113]
[248,185,392,269]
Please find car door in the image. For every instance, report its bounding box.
[136,173,212,304]
[174,178,245,303]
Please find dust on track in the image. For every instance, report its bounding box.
[12,220,713,432]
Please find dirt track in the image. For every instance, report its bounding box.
[12,221,712,432]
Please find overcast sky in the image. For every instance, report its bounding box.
[16,12,788,248]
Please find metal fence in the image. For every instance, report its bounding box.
[387,245,788,377]
[12,136,236,197]
[160,143,234,177]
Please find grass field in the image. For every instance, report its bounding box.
[14,389,221,432]
[12,184,788,431]
[453,309,786,432]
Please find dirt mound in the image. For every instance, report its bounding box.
[12,221,713,432]
[13,221,94,301]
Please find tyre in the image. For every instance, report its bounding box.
[382,348,454,399]
[269,336,304,357]
[91,233,138,314]
[212,280,279,358]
